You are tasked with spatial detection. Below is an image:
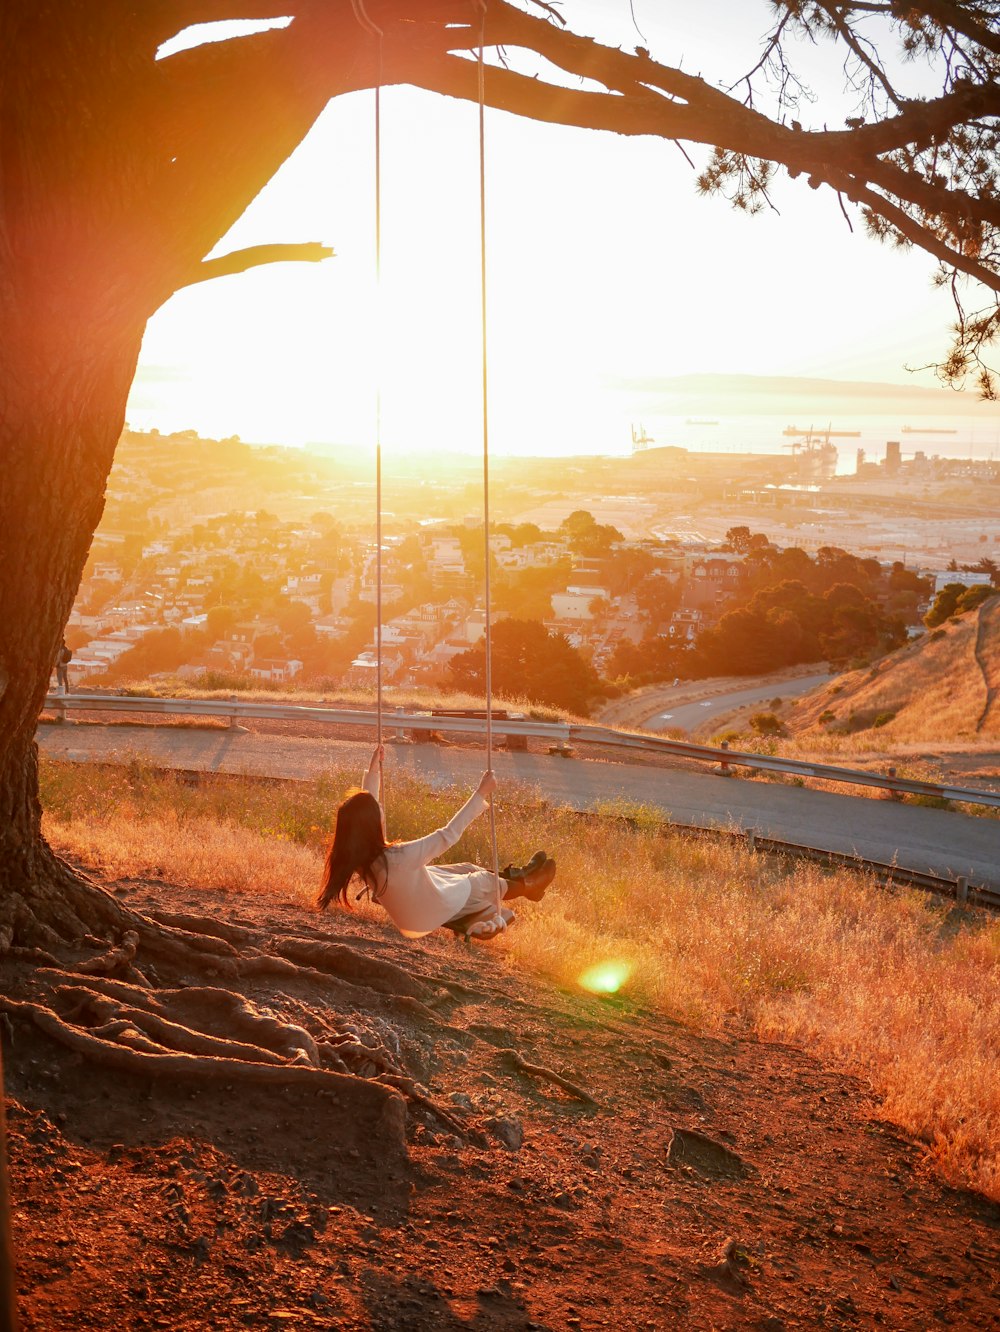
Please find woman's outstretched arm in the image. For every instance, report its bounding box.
[362,744,384,802]
[398,771,497,868]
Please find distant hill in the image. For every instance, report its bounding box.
[791,595,1000,742]
[611,371,1000,417]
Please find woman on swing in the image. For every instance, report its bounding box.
[316,746,556,940]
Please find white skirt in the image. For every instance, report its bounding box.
[436,862,507,924]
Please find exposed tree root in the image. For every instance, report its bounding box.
[276,937,436,1001]
[144,910,254,945]
[0,993,406,1138]
[4,859,605,1158]
[6,946,61,967]
[10,951,474,1136]
[54,990,310,1066]
[75,929,139,975]
[499,1050,599,1106]
[374,1072,470,1139]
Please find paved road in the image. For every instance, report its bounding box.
[38,720,1000,890]
[645,673,833,733]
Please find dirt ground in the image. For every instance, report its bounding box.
[3,873,999,1332]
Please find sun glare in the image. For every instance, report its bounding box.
[578,960,632,996]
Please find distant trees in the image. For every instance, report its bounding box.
[496,522,547,548]
[493,561,572,621]
[696,578,905,673]
[205,605,238,639]
[634,576,682,625]
[739,544,884,603]
[606,541,915,686]
[607,548,656,596]
[559,511,623,559]
[956,584,999,616]
[888,562,931,597]
[104,628,200,681]
[925,582,965,626]
[725,527,770,555]
[924,581,999,626]
[449,618,605,716]
[606,634,687,685]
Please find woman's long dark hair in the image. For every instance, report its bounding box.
[317,790,387,910]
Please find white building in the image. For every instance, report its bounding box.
[933,571,992,592]
[551,585,608,621]
[249,658,303,683]
[427,535,466,575]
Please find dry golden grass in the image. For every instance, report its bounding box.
[40,757,1000,1200]
[106,678,580,724]
[787,599,1000,748]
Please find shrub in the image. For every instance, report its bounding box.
[873,711,896,729]
[957,584,998,615]
[930,629,946,642]
[750,712,784,737]
[818,710,836,725]
[191,670,259,692]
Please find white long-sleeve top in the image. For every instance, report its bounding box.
[362,769,492,938]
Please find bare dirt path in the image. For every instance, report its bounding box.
[5,873,999,1330]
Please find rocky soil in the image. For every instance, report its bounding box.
[3,874,999,1331]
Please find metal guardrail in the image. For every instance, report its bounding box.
[591,812,1000,914]
[573,724,1000,809]
[41,694,1000,914]
[42,691,1000,809]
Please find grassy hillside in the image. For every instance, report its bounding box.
[790,594,1000,747]
[39,755,1000,1200]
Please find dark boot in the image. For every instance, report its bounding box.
[500,850,547,881]
[504,857,556,902]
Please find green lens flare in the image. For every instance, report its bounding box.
[578,961,631,995]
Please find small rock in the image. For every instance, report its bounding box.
[448,1092,474,1111]
[484,1116,523,1152]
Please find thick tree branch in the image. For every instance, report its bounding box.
[179,241,335,289]
[847,174,1000,289]
[121,3,1000,312]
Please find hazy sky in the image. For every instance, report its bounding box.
[129,1,983,455]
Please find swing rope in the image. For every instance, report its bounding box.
[352,0,385,804]
[355,0,501,925]
[475,0,503,914]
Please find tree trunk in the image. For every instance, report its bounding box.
[0,327,144,946]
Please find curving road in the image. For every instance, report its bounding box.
[645,672,832,734]
[37,720,1000,891]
